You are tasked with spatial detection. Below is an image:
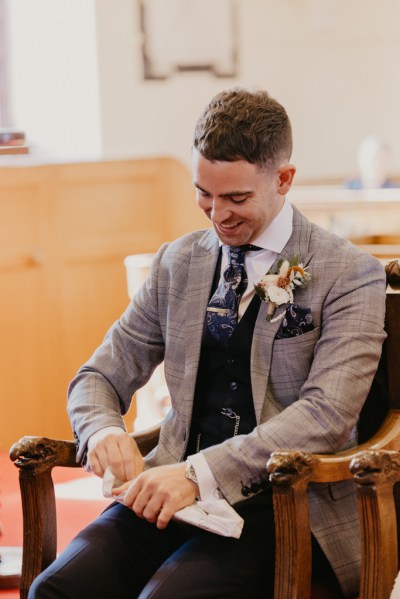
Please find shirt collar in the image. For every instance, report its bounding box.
[218,198,293,254]
[252,198,293,253]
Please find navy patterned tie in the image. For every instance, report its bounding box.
[207,245,260,344]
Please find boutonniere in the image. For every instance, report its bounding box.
[254,255,311,322]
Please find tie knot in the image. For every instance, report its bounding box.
[240,244,262,252]
[227,244,261,264]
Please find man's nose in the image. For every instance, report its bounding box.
[210,198,230,222]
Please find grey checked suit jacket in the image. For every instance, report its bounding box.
[69,206,386,596]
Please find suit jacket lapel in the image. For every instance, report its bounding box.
[182,230,220,423]
[251,205,315,421]
[280,205,313,267]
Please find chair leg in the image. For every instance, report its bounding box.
[268,451,316,599]
[18,467,57,599]
[9,436,79,599]
[351,450,400,599]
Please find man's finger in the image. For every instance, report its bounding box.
[87,445,109,477]
[141,498,164,523]
[117,435,142,481]
[156,504,174,529]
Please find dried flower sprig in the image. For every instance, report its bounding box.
[254,255,311,322]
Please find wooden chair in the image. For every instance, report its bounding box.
[267,259,400,599]
[9,260,400,599]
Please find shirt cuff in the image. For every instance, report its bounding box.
[87,425,126,452]
[187,452,222,502]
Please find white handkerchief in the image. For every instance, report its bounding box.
[102,467,244,539]
[102,467,126,501]
[391,571,400,599]
[173,498,243,538]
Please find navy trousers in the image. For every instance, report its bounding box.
[29,492,341,599]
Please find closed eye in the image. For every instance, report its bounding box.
[194,186,211,199]
[194,184,250,203]
[226,194,249,204]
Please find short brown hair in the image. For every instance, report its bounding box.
[193,87,292,168]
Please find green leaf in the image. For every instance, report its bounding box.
[276,257,285,271]
[288,254,300,267]
[254,284,266,301]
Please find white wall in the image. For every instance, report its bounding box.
[6,0,102,161]
[95,0,400,180]
[5,0,400,180]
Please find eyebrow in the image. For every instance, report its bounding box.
[194,183,252,198]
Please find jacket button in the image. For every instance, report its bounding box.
[229,381,238,391]
[227,356,235,365]
[241,485,251,497]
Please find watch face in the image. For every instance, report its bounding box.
[185,461,198,484]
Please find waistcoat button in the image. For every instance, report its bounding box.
[229,381,238,391]
[241,485,251,497]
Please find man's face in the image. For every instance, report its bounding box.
[192,149,292,246]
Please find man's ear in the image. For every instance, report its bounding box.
[277,164,296,195]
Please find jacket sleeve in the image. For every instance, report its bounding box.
[68,243,169,464]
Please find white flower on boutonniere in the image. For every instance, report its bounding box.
[254,255,311,322]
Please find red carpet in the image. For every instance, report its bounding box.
[0,450,110,598]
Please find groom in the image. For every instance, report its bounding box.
[30,88,386,599]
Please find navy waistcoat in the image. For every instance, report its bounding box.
[186,251,261,456]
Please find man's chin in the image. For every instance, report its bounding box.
[214,224,250,246]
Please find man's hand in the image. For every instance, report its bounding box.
[87,430,144,482]
[112,463,199,529]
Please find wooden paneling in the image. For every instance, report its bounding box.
[0,157,205,450]
[0,168,49,446]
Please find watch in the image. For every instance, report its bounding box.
[185,459,198,485]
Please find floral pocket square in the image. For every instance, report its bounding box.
[276,303,314,339]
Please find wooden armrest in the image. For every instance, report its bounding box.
[9,424,161,599]
[267,410,400,599]
[131,421,162,456]
[311,409,400,481]
[9,437,80,470]
[9,421,162,469]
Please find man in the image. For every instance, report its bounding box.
[30,88,386,598]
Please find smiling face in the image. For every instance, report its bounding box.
[192,149,296,246]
